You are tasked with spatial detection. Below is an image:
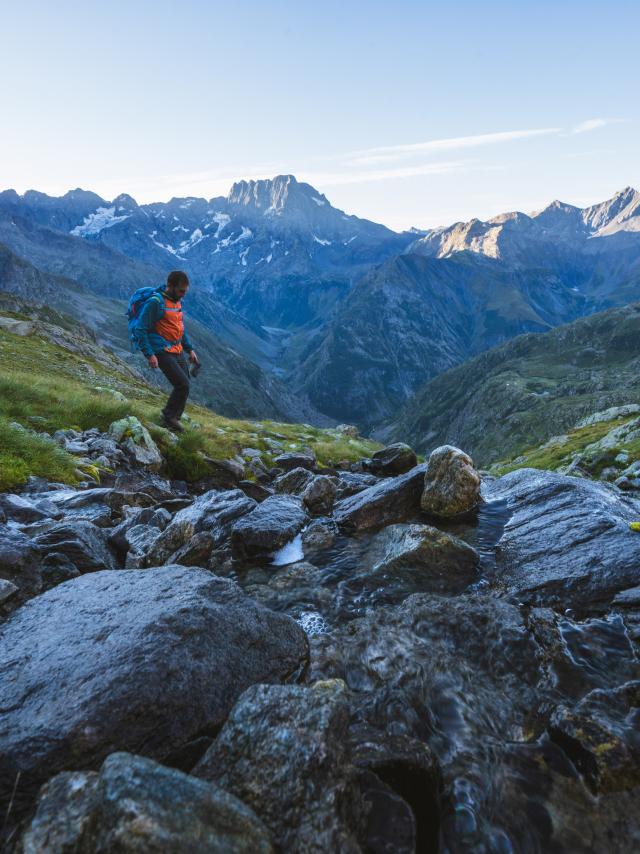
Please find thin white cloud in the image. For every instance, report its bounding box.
[347,128,562,166]
[299,160,465,187]
[571,117,622,134]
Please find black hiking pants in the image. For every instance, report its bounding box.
[156,350,190,420]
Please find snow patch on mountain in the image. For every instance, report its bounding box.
[313,235,332,246]
[70,207,131,237]
[205,212,231,237]
[311,196,326,206]
[149,231,185,259]
[177,228,207,254]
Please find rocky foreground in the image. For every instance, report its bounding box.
[1,425,639,852]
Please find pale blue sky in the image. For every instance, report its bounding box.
[2,0,639,229]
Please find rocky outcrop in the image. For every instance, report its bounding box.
[485,468,640,607]
[144,489,256,566]
[0,566,308,824]
[108,416,162,471]
[20,752,273,853]
[194,681,364,852]
[334,464,427,532]
[231,495,308,559]
[365,523,479,594]
[420,445,481,517]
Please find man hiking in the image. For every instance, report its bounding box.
[135,270,199,432]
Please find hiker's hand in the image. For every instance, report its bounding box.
[189,350,199,364]
[148,355,159,369]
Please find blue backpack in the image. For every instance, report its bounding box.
[126,286,164,351]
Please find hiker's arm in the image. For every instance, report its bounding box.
[182,326,197,360]
[136,298,161,359]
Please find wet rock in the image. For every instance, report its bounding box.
[64,439,90,454]
[0,494,55,524]
[34,521,117,573]
[169,532,218,568]
[107,506,171,560]
[113,471,176,504]
[485,468,640,608]
[420,445,481,517]
[0,579,18,604]
[0,525,42,596]
[333,464,427,532]
[358,770,416,854]
[40,553,81,589]
[335,471,378,499]
[273,451,316,472]
[310,595,640,851]
[231,495,308,560]
[239,480,273,502]
[302,519,338,555]
[273,466,314,495]
[108,416,162,471]
[123,524,166,568]
[613,585,640,607]
[194,680,364,852]
[193,458,246,492]
[370,443,418,477]
[26,487,115,527]
[302,475,338,515]
[145,489,256,566]
[549,681,640,794]
[20,753,273,853]
[365,523,479,594]
[0,566,309,826]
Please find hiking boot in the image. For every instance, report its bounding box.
[161,415,184,433]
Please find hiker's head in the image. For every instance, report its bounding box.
[166,270,189,300]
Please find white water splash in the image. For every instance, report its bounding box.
[296,610,329,636]
[271,533,304,566]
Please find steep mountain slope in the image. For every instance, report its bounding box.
[0,244,321,422]
[290,252,588,428]
[382,302,640,465]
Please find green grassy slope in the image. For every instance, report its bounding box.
[0,302,378,490]
[383,302,640,467]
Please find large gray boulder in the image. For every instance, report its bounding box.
[365,523,479,594]
[370,443,418,477]
[333,464,427,532]
[485,468,640,607]
[420,445,481,517]
[0,566,308,826]
[20,752,273,853]
[144,489,256,566]
[194,681,364,852]
[231,495,308,559]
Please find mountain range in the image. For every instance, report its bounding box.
[0,177,639,434]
